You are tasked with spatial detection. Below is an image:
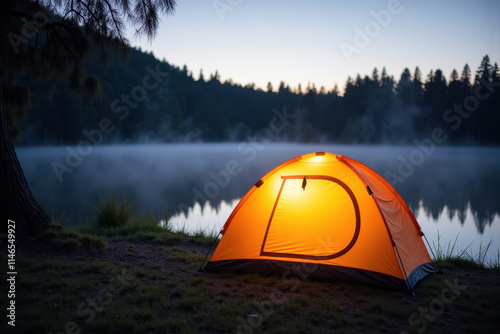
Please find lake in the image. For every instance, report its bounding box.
[16,143,500,264]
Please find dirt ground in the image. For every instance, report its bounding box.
[4,236,500,333]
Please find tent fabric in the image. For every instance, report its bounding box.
[204,152,436,292]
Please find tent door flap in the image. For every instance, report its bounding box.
[260,175,361,261]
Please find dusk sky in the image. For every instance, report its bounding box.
[130,0,500,92]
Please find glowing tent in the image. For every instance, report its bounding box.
[202,152,436,292]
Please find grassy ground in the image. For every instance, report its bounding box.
[1,193,498,333]
[1,222,499,334]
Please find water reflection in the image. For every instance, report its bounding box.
[165,199,239,234]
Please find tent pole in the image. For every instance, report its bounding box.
[392,240,414,295]
[198,231,221,273]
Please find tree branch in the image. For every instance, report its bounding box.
[103,0,127,46]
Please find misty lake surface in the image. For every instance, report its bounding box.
[17,143,500,263]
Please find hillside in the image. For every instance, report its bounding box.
[18,49,500,146]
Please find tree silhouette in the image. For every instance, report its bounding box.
[297,83,303,95]
[331,84,339,96]
[210,70,220,82]
[198,69,205,82]
[423,69,447,129]
[475,55,492,83]
[474,56,499,143]
[9,51,499,148]
[267,82,273,92]
[1,0,176,236]
[396,68,412,106]
[278,81,290,94]
[460,64,471,90]
[413,66,422,83]
[492,63,500,82]
[380,67,390,88]
[446,69,466,141]
[371,67,380,85]
[449,69,459,82]
[411,66,423,106]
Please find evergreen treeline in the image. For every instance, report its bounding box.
[19,49,500,145]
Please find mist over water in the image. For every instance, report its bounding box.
[17,143,500,261]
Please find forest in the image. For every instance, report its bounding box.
[18,48,500,146]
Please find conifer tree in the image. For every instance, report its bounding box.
[396,68,412,106]
[0,0,176,236]
[492,63,500,82]
[461,64,471,89]
[476,55,492,83]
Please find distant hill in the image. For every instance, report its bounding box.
[17,47,500,145]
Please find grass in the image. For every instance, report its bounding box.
[78,216,219,246]
[168,219,221,246]
[79,191,219,246]
[94,190,135,228]
[431,231,499,269]
[38,222,107,251]
[175,225,221,246]
[2,230,499,333]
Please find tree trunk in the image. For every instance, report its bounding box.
[1,87,51,237]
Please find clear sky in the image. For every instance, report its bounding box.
[129,0,500,93]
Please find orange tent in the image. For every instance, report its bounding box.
[203,152,436,292]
